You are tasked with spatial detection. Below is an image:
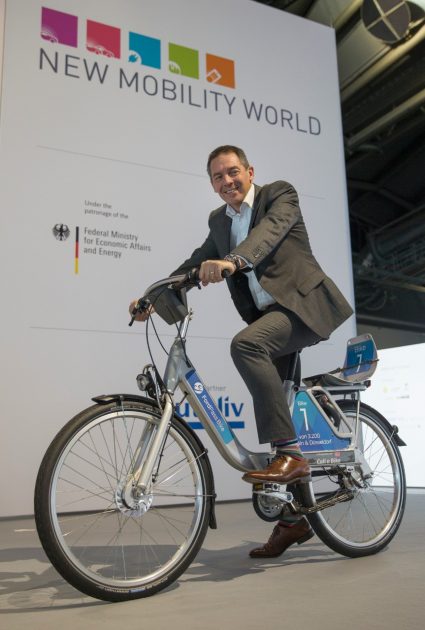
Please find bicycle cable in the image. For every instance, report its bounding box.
[135,271,199,406]
[142,283,176,365]
[136,285,176,411]
[173,311,191,367]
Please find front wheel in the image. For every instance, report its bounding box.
[301,402,406,557]
[34,399,214,601]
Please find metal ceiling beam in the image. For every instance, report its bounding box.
[356,313,425,332]
[345,85,425,149]
[341,23,425,102]
[345,113,425,168]
[355,273,425,294]
[347,179,414,210]
[373,200,425,234]
[332,0,363,31]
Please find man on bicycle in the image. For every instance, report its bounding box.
[131,145,353,558]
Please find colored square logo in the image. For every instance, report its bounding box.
[206,54,235,89]
[129,32,161,68]
[86,20,120,59]
[41,7,78,47]
[168,43,199,79]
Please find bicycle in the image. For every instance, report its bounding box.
[34,270,406,602]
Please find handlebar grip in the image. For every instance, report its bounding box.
[187,267,231,282]
[128,297,151,326]
[168,265,234,291]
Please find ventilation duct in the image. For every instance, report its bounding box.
[362,0,411,43]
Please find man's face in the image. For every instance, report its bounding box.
[209,152,254,212]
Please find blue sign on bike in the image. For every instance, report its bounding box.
[185,369,234,444]
[292,391,351,452]
[343,336,377,378]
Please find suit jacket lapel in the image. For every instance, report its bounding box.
[249,184,263,231]
[215,204,232,254]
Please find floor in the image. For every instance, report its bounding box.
[1,493,424,630]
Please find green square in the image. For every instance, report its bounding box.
[168,43,199,79]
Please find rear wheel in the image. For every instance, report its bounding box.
[301,402,406,557]
[34,400,213,601]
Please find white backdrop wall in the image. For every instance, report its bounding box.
[0,0,5,99]
[362,342,425,487]
[0,0,355,516]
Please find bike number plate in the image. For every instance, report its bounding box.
[292,391,351,452]
[344,337,376,377]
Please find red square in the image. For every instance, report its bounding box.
[86,20,120,59]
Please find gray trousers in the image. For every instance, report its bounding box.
[230,304,321,445]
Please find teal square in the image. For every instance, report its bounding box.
[129,32,161,68]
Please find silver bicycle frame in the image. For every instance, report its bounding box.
[133,276,363,491]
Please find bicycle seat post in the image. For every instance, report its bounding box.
[287,351,301,386]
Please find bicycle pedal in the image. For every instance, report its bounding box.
[263,482,285,492]
[253,482,283,492]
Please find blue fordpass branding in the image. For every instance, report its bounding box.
[185,369,234,444]
[292,392,351,452]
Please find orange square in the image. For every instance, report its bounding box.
[206,54,235,89]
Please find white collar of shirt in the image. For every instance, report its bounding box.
[225,184,255,218]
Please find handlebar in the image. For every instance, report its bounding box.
[129,267,231,326]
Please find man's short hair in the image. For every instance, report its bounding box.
[206,145,250,178]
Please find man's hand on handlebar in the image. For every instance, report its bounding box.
[199,259,236,286]
[129,299,154,323]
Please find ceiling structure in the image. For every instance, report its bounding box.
[255,0,425,333]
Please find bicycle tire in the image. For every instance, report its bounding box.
[34,399,214,601]
[301,401,406,558]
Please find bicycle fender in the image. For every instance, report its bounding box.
[339,400,406,447]
[363,402,406,446]
[91,393,218,529]
[92,393,153,405]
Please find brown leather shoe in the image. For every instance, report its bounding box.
[249,518,314,558]
[242,455,310,484]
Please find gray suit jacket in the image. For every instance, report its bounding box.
[172,181,353,338]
